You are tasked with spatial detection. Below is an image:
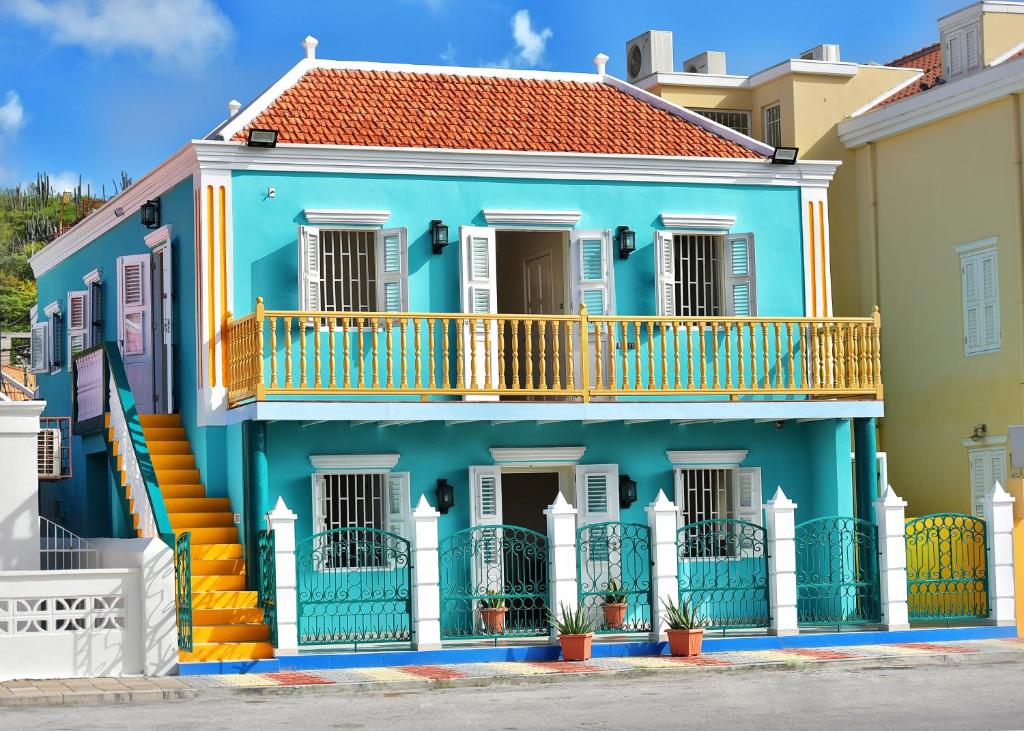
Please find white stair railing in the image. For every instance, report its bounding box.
[39,516,99,570]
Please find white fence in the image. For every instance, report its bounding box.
[39,517,99,571]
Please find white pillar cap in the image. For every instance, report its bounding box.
[412,494,440,518]
[645,489,675,512]
[765,486,797,510]
[988,480,1016,504]
[543,491,577,515]
[874,484,907,508]
[266,496,297,522]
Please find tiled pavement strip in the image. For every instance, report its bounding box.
[1,638,1023,708]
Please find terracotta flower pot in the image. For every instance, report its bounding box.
[667,628,705,657]
[601,602,627,630]
[480,606,508,634]
[559,632,594,661]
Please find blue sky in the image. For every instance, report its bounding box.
[0,0,970,193]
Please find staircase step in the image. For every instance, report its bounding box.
[161,484,207,499]
[192,559,245,576]
[192,624,269,643]
[165,497,231,513]
[179,641,274,662]
[156,469,202,485]
[176,526,239,544]
[193,607,264,625]
[148,440,192,456]
[143,426,187,441]
[192,544,243,561]
[171,512,236,529]
[192,574,246,592]
[192,590,258,609]
[140,414,182,428]
[152,454,196,470]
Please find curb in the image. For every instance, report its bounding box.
[2,649,1022,709]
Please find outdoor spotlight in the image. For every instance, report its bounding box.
[246,128,279,148]
[771,146,799,165]
[617,226,636,259]
[140,199,160,229]
[970,424,988,442]
[430,219,450,254]
[436,479,456,514]
[618,474,638,509]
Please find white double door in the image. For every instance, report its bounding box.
[117,247,173,414]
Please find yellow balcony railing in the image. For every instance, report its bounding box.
[226,299,883,406]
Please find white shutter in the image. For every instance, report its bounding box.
[969,448,1005,517]
[117,254,150,359]
[962,248,999,355]
[30,322,48,373]
[571,229,615,316]
[723,233,756,316]
[469,465,503,590]
[673,468,687,528]
[377,228,408,312]
[459,227,498,396]
[298,225,322,310]
[575,464,620,525]
[965,25,980,72]
[947,33,963,77]
[385,471,411,540]
[980,251,1000,350]
[732,467,763,525]
[67,290,89,364]
[655,231,676,316]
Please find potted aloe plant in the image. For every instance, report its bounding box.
[662,596,709,657]
[601,580,628,630]
[549,602,595,661]
[479,590,508,635]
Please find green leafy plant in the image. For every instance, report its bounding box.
[479,590,506,609]
[549,601,595,635]
[662,596,709,631]
[602,579,627,605]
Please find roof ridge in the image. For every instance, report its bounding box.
[886,41,941,69]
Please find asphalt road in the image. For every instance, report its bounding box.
[4,659,1024,730]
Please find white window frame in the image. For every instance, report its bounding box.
[656,232,756,317]
[43,300,62,374]
[943,21,981,79]
[763,103,782,148]
[957,239,1000,357]
[67,289,90,371]
[693,109,751,137]
[667,449,761,526]
[967,443,1006,518]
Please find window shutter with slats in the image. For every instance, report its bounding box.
[655,231,676,316]
[385,472,411,540]
[962,248,999,355]
[376,228,408,312]
[298,225,322,310]
[575,464,620,525]
[117,254,150,360]
[969,448,1005,517]
[30,322,48,373]
[90,280,103,345]
[571,230,615,316]
[731,467,763,525]
[469,465,503,589]
[723,233,756,316]
[49,311,63,371]
[459,227,499,396]
[67,291,89,364]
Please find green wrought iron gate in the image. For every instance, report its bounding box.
[795,517,880,627]
[905,513,988,622]
[295,527,412,646]
[676,519,771,630]
[256,529,278,646]
[439,525,549,641]
[577,522,653,634]
[174,531,192,651]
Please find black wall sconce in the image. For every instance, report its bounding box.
[247,128,279,148]
[140,199,161,229]
[430,219,450,254]
[436,479,455,514]
[617,226,636,259]
[618,474,638,509]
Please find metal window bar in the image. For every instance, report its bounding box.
[694,109,751,136]
[675,234,722,317]
[321,473,385,569]
[679,468,733,558]
[38,516,98,570]
[320,230,377,313]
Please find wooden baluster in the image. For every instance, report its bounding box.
[524,320,534,390]
[592,321,603,392]
[751,323,758,391]
[468,318,479,390]
[698,321,707,389]
[836,323,846,390]
[313,316,322,388]
[283,316,293,389]
[790,323,799,390]
[725,322,734,390]
[773,323,782,390]
[619,322,628,391]
[328,316,337,389]
[712,322,721,390]
[383,317,393,388]
[848,322,859,389]
[684,322,694,390]
[299,317,308,388]
[646,321,656,390]
[427,318,436,390]
[632,321,642,390]
[672,321,681,390]
[553,320,562,390]
[401,318,409,389]
[354,319,364,389]
[448,318,457,390]
[370,317,380,389]
[871,307,882,394]
[484,319,494,390]
[497,319,506,391]
[412,318,421,389]
[660,321,669,390]
[737,322,745,390]
[269,315,278,388]
[538,320,547,390]
[566,320,576,391]
[342,318,351,389]
[511,319,520,389]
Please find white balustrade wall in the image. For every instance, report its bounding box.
[108,377,157,539]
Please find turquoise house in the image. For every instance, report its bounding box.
[28,40,884,662]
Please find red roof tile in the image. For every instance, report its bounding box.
[872,43,942,110]
[233,68,762,159]
[1,365,35,401]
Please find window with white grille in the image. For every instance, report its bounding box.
[678,468,733,525]
[321,230,378,312]
[694,109,751,137]
[960,246,1000,356]
[674,462,762,558]
[674,234,723,317]
[763,104,782,147]
[312,471,409,569]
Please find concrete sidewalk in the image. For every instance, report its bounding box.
[2,637,1023,708]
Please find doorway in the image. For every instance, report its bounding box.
[501,472,560,534]
[150,245,173,414]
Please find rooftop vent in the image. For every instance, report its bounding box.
[800,44,841,63]
[682,51,727,75]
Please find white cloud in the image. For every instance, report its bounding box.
[0,91,24,135]
[439,41,456,64]
[2,0,233,69]
[47,171,88,194]
[510,9,551,66]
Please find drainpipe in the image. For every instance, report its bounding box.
[853,417,878,523]
[246,420,269,585]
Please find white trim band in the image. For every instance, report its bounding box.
[309,454,401,471]
[489,446,587,465]
[667,449,749,467]
[659,213,736,231]
[304,208,392,225]
[144,224,174,249]
[482,209,582,226]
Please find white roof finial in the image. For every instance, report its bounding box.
[303,35,319,60]
[227,99,241,117]
[593,52,609,76]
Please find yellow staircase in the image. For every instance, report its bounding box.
[111,413,274,663]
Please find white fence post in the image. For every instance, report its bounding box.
[544,492,578,641]
[873,485,910,631]
[764,487,799,635]
[411,496,442,650]
[984,481,1017,625]
[0,401,44,571]
[646,490,678,641]
[266,497,299,653]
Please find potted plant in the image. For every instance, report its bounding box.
[601,580,628,630]
[662,596,709,657]
[549,602,595,661]
[479,590,508,635]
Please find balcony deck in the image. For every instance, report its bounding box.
[226,301,883,411]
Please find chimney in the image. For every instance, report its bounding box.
[303,35,319,60]
[227,99,241,117]
[593,53,609,76]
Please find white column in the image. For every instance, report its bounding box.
[411,496,442,650]
[544,492,578,641]
[764,487,798,636]
[646,490,678,641]
[266,497,299,653]
[873,485,910,631]
[984,481,1017,625]
[0,401,44,571]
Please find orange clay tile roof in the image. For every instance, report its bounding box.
[872,43,942,110]
[1,365,35,401]
[233,68,763,159]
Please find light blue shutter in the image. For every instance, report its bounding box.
[30,322,48,373]
[571,230,615,316]
[724,233,756,316]
[377,228,408,312]
[298,225,321,310]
